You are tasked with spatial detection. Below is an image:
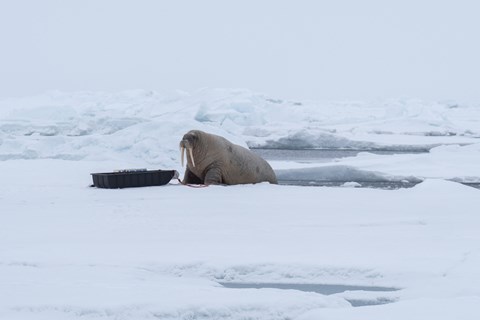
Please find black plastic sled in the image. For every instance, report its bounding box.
[91,169,179,189]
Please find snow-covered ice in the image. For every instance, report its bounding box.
[1,89,480,319]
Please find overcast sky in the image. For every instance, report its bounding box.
[1,0,479,101]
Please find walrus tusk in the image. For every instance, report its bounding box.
[180,146,185,167]
[188,147,196,167]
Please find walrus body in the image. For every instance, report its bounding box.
[179,130,277,185]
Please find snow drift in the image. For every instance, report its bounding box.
[1,89,480,320]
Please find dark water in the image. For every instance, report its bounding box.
[252,148,423,189]
[251,148,427,162]
[460,182,480,189]
[281,180,479,190]
[219,282,399,307]
[278,180,421,189]
[251,148,480,190]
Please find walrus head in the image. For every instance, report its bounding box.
[179,131,198,167]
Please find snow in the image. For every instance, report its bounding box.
[1,89,480,319]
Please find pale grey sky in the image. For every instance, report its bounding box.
[1,0,479,101]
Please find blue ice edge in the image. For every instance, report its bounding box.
[218,282,401,307]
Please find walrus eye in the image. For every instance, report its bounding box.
[189,133,197,141]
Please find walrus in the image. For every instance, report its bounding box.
[179,130,277,185]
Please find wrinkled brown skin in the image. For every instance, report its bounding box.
[179,130,277,185]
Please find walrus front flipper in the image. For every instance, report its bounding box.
[204,167,223,185]
[183,168,204,184]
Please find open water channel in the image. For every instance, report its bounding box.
[251,148,480,190]
[220,282,400,307]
